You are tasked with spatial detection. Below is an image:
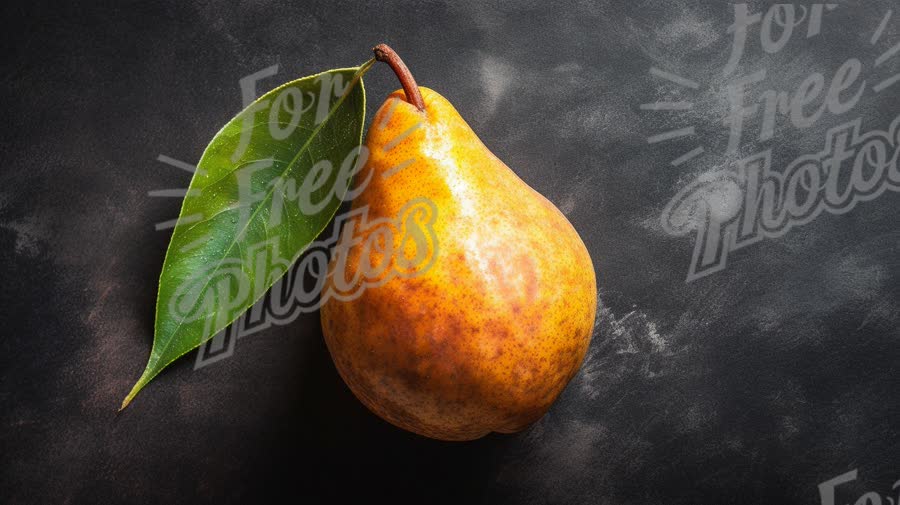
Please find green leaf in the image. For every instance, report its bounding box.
[122,64,370,409]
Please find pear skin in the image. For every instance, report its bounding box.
[321,86,597,441]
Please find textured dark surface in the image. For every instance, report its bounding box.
[1,1,898,504]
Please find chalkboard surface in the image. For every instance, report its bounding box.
[1,1,897,504]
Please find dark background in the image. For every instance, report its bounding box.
[2,1,898,503]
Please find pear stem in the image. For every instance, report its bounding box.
[373,44,425,112]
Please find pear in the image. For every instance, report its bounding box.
[320,45,597,441]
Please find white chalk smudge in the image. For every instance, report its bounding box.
[559,195,577,216]
[2,216,49,258]
[653,8,720,50]
[479,53,516,117]
[576,299,675,401]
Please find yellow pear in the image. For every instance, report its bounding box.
[320,45,597,440]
